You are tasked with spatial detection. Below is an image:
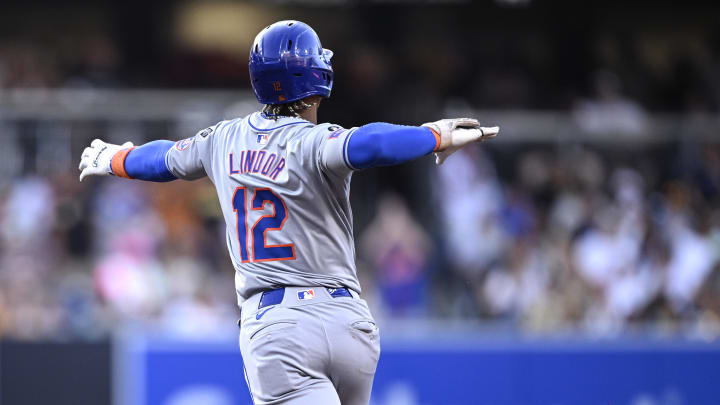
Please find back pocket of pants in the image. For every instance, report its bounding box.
[351,320,380,347]
[351,320,378,335]
[249,321,297,341]
[247,321,304,400]
[349,320,381,371]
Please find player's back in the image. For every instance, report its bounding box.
[207,112,360,304]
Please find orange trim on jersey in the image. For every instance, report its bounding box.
[110,147,136,179]
[428,127,441,151]
[250,188,296,263]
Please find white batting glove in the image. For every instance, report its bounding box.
[78,139,134,182]
[422,118,499,165]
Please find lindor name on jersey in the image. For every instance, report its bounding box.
[229,150,286,180]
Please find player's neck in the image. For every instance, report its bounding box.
[298,106,318,124]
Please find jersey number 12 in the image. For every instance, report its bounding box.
[232,187,296,262]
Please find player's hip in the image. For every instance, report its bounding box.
[239,286,377,349]
[238,286,380,404]
[240,286,370,323]
[235,269,362,304]
[240,287,380,403]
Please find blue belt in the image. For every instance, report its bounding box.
[258,287,353,309]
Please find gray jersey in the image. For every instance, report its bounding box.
[165,112,359,304]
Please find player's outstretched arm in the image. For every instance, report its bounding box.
[345,119,498,169]
[79,139,177,182]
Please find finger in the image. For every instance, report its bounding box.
[79,168,90,182]
[436,150,452,165]
[79,148,92,170]
[454,118,480,129]
[453,128,484,144]
[479,126,500,138]
[90,139,105,148]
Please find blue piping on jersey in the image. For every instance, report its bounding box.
[248,113,309,132]
[342,128,357,170]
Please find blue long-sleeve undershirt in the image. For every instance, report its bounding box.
[346,123,437,169]
[124,140,177,182]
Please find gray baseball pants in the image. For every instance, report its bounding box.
[239,287,381,405]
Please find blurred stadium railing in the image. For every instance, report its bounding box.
[1,89,719,139]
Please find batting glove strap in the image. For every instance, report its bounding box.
[422,118,481,151]
[110,147,136,179]
[425,127,442,151]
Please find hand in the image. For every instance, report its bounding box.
[78,139,134,182]
[422,118,499,165]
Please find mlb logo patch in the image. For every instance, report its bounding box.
[257,134,269,145]
[297,289,315,301]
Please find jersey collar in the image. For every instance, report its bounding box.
[248,112,310,132]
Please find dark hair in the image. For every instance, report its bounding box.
[262,98,317,120]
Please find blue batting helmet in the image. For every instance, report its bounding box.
[249,20,334,105]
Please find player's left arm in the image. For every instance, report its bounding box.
[319,119,498,177]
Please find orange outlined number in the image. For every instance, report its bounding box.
[273,81,282,91]
[232,187,250,262]
[232,187,295,262]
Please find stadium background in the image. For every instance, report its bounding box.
[1,1,720,404]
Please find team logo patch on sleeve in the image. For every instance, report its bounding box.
[175,138,193,151]
[257,134,269,145]
[327,125,344,139]
[297,289,315,301]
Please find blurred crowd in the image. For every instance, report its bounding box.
[0,175,239,340]
[430,143,720,337]
[357,141,720,338]
[1,138,719,340]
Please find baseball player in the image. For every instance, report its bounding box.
[79,20,498,405]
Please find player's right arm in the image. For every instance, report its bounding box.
[79,124,218,182]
